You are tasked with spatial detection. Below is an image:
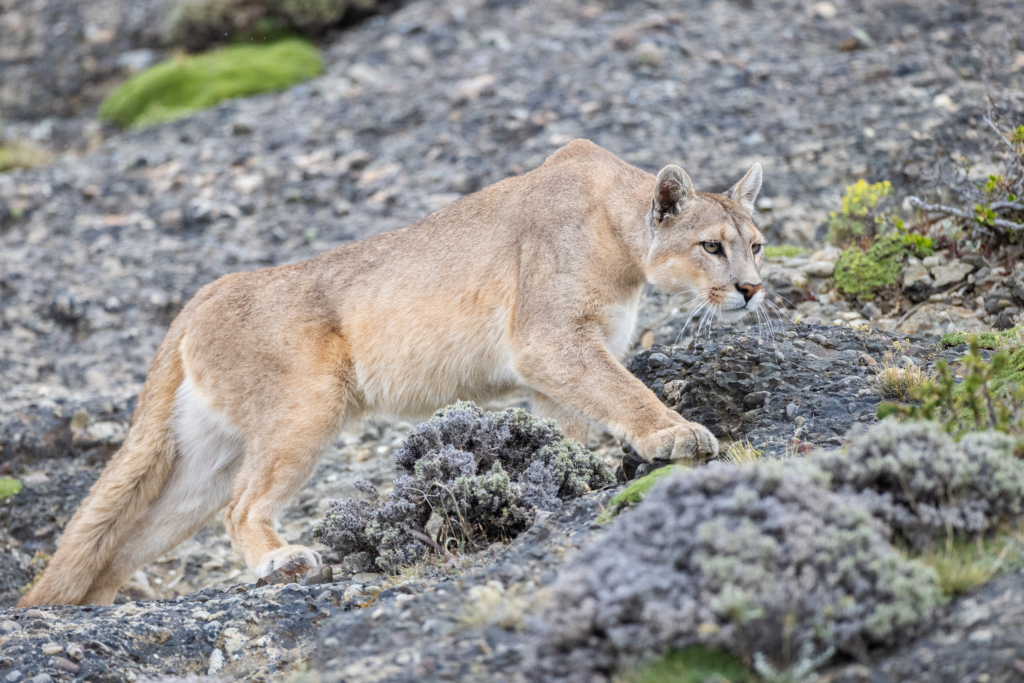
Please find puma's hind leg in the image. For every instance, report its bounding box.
[224,382,348,579]
[532,392,590,445]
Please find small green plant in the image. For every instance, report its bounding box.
[0,476,23,500]
[832,224,933,302]
[763,245,807,259]
[826,179,892,248]
[940,323,1024,351]
[624,645,750,683]
[98,40,323,128]
[600,465,684,521]
[879,339,1024,444]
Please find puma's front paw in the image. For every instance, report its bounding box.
[254,544,322,580]
[633,421,718,463]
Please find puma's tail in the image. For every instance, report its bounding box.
[18,326,186,607]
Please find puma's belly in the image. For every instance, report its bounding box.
[350,305,522,418]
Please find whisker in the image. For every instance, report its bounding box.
[674,300,708,346]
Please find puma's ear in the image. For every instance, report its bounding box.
[651,165,696,223]
[725,162,762,215]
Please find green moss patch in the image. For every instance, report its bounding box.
[0,477,23,500]
[630,645,750,683]
[601,465,684,521]
[98,39,323,128]
[764,245,807,259]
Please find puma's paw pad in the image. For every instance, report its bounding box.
[254,545,322,581]
[637,422,718,463]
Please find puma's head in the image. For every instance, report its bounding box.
[643,162,766,323]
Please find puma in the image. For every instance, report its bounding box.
[20,139,766,606]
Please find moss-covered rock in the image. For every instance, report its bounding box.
[98,40,322,128]
[832,232,906,301]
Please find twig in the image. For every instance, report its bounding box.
[909,197,1024,230]
[402,525,445,555]
[895,300,928,331]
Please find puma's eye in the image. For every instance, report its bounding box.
[752,243,763,254]
[702,241,721,254]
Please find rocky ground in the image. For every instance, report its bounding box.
[3,0,1024,680]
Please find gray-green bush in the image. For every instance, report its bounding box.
[312,402,615,573]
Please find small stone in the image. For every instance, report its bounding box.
[52,658,79,674]
[742,392,767,411]
[30,675,54,683]
[208,648,226,675]
[786,403,798,420]
[5,672,24,683]
[41,643,63,655]
[801,317,822,326]
[343,584,363,602]
[858,354,877,366]
[647,352,670,368]
[0,621,22,634]
[860,302,881,320]
[24,610,45,619]
[352,573,380,584]
[301,564,333,586]
[968,628,994,643]
[803,261,835,278]
[363,585,382,597]
[632,42,663,68]
[64,644,83,662]
[810,1,837,19]
[930,259,974,288]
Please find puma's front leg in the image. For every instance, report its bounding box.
[515,334,718,463]
[532,392,590,444]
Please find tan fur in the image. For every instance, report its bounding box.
[20,140,765,606]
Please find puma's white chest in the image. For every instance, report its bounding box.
[604,293,641,359]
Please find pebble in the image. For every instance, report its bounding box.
[30,675,53,683]
[40,644,63,655]
[208,648,226,675]
[51,658,79,674]
[0,621,22,634]
[352,573,380,584]
[64,644,84,662]
[786,403,799,420]
[5,672,24,683]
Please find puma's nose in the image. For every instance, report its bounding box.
[736,282,762,302]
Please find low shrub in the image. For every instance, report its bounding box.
[832,228,933,302]
[528,459,944,682]
[939,322,1024,350]
[628,645,749,683]
[815,420,1024,551]
[312,402,615,573]
[908,108,1024,252]
[98,40,323,128]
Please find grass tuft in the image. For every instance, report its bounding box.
[0,477,23,500]
[939,323,1024,351]
[876,347,935,402]
[98,40,323,128]
[723,439,765,465]
[764,245,807,259]
[913,529,1024,596]
[0,140,51,172]
[619,645,750,683]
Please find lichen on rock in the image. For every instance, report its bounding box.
[313,402,615,573]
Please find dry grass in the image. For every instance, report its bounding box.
[0,140,51,172]
[875,351,935,401]
[722,439,765,464]
[458,582,538,631]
